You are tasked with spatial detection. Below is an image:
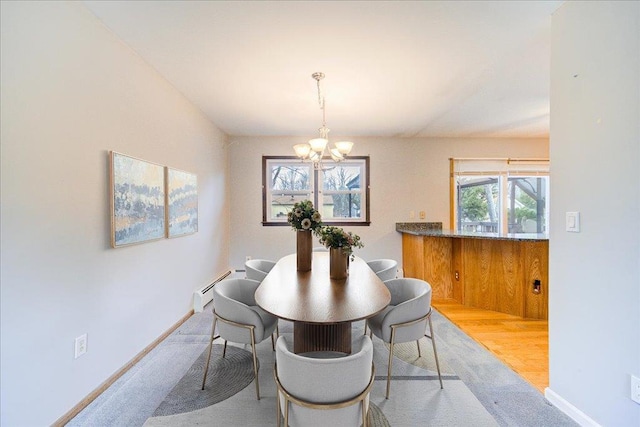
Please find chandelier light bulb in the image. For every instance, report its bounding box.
[293,144,311,159]
[309,137,328,153]
[334,141,354,155]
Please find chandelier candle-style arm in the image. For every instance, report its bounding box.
[329,148,344,162]
[293,72,355,169]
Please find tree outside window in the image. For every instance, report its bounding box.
[263,156,370,226]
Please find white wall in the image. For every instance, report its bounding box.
[548,1,640,426]
[0,2,229,425]
[229,136,547,270]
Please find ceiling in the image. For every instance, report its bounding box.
[83,1,564,139]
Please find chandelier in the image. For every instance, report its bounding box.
[293,72,354,169]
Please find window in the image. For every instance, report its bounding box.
[451,158,549,234]
[262,156,370,226]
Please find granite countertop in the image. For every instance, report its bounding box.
[395,222,548,242]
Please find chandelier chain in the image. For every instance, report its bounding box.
[316,73,327,137]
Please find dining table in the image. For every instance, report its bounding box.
[254,252,391,354]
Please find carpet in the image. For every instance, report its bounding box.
[149,337,391,426]
[153,344,257,417]
[141,320,497,427]
[68,306,577,427]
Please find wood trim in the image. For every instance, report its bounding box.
[52,310,194,426]
[364,155,371,224]
[262,220,371,227]
[449,157,548,162]
[449,158,455,230]
[261,155,269,223]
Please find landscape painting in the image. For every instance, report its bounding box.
[110,152,166,247]
[166,167,198,238]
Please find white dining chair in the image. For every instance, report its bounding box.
[245,259,276,282]
[366,277,443,398]
[201,278,278,399]
[274,335,375,426]
[366,259,398,282]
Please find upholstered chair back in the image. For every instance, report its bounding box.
[366,259,398,282]
[275,335,373,427]
[245,259,276,282]
[370,278,431,343]
[212,278,276,343]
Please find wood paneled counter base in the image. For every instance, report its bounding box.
[401,233,548,320]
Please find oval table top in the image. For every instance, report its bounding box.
[255,252,391,324]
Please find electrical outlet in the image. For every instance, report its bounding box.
[631,374,640,404]
[75,334,87,359]
[419,211,426,219]
[533,279,541,294]
[409,211,415,219]
[245,256,251,262]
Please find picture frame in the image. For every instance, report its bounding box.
[109,151,166,248]
[165,167,198,238]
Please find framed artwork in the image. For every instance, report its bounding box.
[110,151,166,248]
[166,167,198,238]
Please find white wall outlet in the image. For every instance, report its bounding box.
[74,333,87,359]
[409,211,415,219]
[631,374,640,404]
[245,256,251,262]
[419,211,426,219]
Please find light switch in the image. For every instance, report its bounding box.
[566,212,580,232]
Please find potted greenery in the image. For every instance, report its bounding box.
[287,200,322,271]
[317,226,364,279]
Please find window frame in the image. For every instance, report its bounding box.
[262,155,370,226]
[450,158,549,234]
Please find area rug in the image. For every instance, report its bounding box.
[151,340,390,425]
[152,344,257,416]
[142,319,497,427]
[68,305,576,426]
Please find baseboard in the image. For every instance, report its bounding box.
[544,387,601,427]
[52,310,194,426]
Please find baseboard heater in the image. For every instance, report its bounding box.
[193,270,232,312]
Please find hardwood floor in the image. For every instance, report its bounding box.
[432,299,548,393]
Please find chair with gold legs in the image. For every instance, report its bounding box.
[366,277,443,398]
[201,278,278,400]
[274,335,375,427]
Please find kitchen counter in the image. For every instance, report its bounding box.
[396,222,548,319]
[396,222,548,241]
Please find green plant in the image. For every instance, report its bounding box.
[287,200,322,233]
[317,226,364,258]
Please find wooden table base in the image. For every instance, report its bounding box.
[293,322,352,354]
